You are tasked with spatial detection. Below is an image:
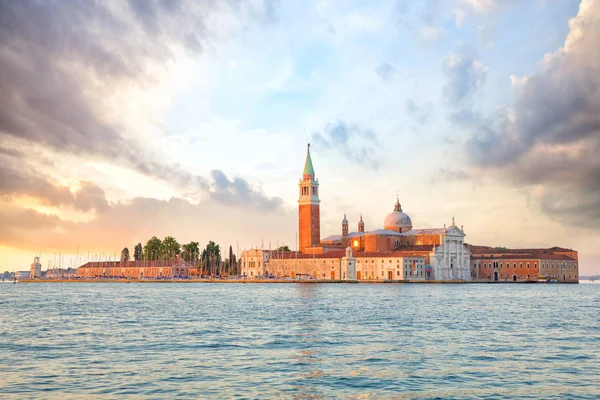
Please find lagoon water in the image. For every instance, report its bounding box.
[1,283,599,399]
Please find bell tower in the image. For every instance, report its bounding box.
[298,144,320,252]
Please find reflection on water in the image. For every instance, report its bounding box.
[1,283,599,398]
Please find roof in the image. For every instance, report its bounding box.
[303,146,315,175]
[471,254,576,261]
[322,228,449,241]
[468,244,577,255]
[392,245,436,252]
[78,260,195,269]
[269,251,346,260]
[404,228,446,235]
[364,229,404,236]
[354,250,428,257]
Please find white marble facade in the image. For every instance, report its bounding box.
[431,226,471,280]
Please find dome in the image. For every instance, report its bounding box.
[358,215,364,226]
[384,211,412,229]
[342,213,348,224]
[383,199,412,231]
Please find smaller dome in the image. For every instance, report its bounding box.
[342,213,348,224]
[358,215,364,226]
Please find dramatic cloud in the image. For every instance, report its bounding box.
[465,0,600,227]
[0,0,278,196]
[312,120,381,170]
[0,195,293,255]
[0,158,109,213]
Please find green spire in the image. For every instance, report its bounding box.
[303,143,315,175]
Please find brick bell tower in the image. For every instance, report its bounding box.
[298,144,320,252]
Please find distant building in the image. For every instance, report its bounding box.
[469,245,579,283]
[45,268,78,280]
[30,256,42,279]
[15,271,30,280]
[240,145,579,282]
[77,259,195,279]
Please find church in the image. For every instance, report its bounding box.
[241,145,471,281]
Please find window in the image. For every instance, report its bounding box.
[520,263,523,268]
[527,263,530,269]
[513,263,516,268]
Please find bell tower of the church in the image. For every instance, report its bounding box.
[298,144,320,252]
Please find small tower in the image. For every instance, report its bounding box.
[358,214,365,233]
[342,214,349,237]
[30,256,42,279]
[298,144,321,252]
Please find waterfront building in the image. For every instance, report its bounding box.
[469,246,579,283]
[30,256,42,279]
[240,145,471,281]
[15,271,30,280]
[77,259,194,279]
[45,268,78,280]
[240,145,579,282]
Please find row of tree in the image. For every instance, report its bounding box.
[120,237,238,276]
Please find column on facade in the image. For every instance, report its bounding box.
[459,239,463,279]
[442,237,446,280]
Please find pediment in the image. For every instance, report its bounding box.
[445,227,465,237]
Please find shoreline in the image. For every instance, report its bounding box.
[15,279,579,284]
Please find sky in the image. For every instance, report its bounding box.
[0,0,599,275]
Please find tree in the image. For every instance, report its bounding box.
[120,247,130,263]
[134,243,143,261]
[228,245,234,275]
[182,241,200,263]
[277,245,291,252]
[160,236,181,260]
[144,236,162,260]
[201,241,220,275]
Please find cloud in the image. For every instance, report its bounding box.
[0,194,293,256]
[208,169,283,212]
[312,120,381,170]
[0,161,109,213]
[442,50,488,116]
[428,168,472,185]
[459,0,523,13]
[420,25,443,40]
[464,0,600,228]
[0,0,278,196]
[375,62,397,82]
[405,99,433,124]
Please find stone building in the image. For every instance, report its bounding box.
[240,145,579,282]
[469,246,579,282]
[30,256,42,279]
[240,145,471,281]
[77,259,194,279]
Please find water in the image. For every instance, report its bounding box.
[1,283,599,399]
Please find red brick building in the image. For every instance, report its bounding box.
[469,246,579,282]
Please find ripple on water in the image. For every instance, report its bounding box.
[0,283,599,399]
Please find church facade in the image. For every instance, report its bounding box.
[241,145,472,281]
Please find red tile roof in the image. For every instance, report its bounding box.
[78,260,195,269]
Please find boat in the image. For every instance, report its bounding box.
[0,278,18,284]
